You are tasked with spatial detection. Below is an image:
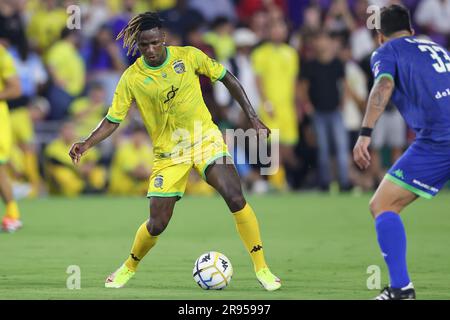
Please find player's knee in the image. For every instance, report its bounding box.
[368,198,380,219]
[369,196,401,219]
[227,192,246,212]
[147,217,168,236]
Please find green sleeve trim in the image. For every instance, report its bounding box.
[147,192,184,198]
[201,152,232,180]
[217,67,227,81]
[105,115,122,124]
[0,159,8,165]
[375,73,394,83]
[385,174,433,200]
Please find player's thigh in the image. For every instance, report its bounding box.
[202,158,246,212]
[0,106,12,164]
[370,177,418,218]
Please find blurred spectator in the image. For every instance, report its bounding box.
[248,10,270,42]
[81,24,126,104]
[46,28,85,120]
[295,5,322,61]
[184,24,222,125]
[159,0,205,39]
[5,41,47,197]
[0,0,27,53]
[44,122,106,196]
[80,0,111,39]
[252,19,299,190]
[150,0,177,11]
[324,0,356,34]
[203,17,236,63]
[26,0,67,54]
[299,31,351,192]
[237,0,286,24]
[340,43,367,150]
[350,0,376,62]
[415,0,450,45]
[189,0,237,23]
[108,126,153,196]
[215,28,260,127]
[339,41,372,191]
[110,0,139,65]
[69,82,108,138]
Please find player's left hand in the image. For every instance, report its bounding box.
[249,117,271,140]
[353,136,371,170]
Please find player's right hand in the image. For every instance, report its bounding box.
[69,141,89,165]
[353,136,371,170]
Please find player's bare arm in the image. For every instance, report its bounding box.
[353,76,395,170]
[0,76,21,100]
[220,71,270,138]
[69,118,119,164]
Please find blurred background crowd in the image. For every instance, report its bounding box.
[1,0,449,198]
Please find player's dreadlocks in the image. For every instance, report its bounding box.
[116,12,163,56]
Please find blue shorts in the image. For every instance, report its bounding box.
[386,140,450,199]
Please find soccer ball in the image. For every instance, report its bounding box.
[193,251,233,290]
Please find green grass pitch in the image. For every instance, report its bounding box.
[1,193,450,299]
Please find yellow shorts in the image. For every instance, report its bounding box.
[0,105,12,164]
[10,107,34,144]
[147,133,231,198]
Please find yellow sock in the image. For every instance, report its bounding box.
[125,221,158,272]
[233,203,267,272]
[6,201,20,220]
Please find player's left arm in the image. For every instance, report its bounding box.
[0,50,21,100]
[353,76,395,170]
[220,71,271,138]
[0,75,21,100]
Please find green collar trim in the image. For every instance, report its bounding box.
[142,47,171,70]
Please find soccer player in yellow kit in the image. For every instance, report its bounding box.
[0,45,23,232]
[69,12,281,291]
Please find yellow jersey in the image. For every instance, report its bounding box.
[106,46,227,157]
[0,45,16,111]
[110,140,154,178]
[70,97,107,137]
[27,8,67,52]
[46,40,86,96]
[251,42,298,109]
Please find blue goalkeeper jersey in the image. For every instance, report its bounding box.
[370,36,450,143]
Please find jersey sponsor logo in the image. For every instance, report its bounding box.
[435,88,450,99]
[163,85,179,104]
[172,59,186,74]
[412,179,439,193]
[154,175,164,189]
[162,72,167,78]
